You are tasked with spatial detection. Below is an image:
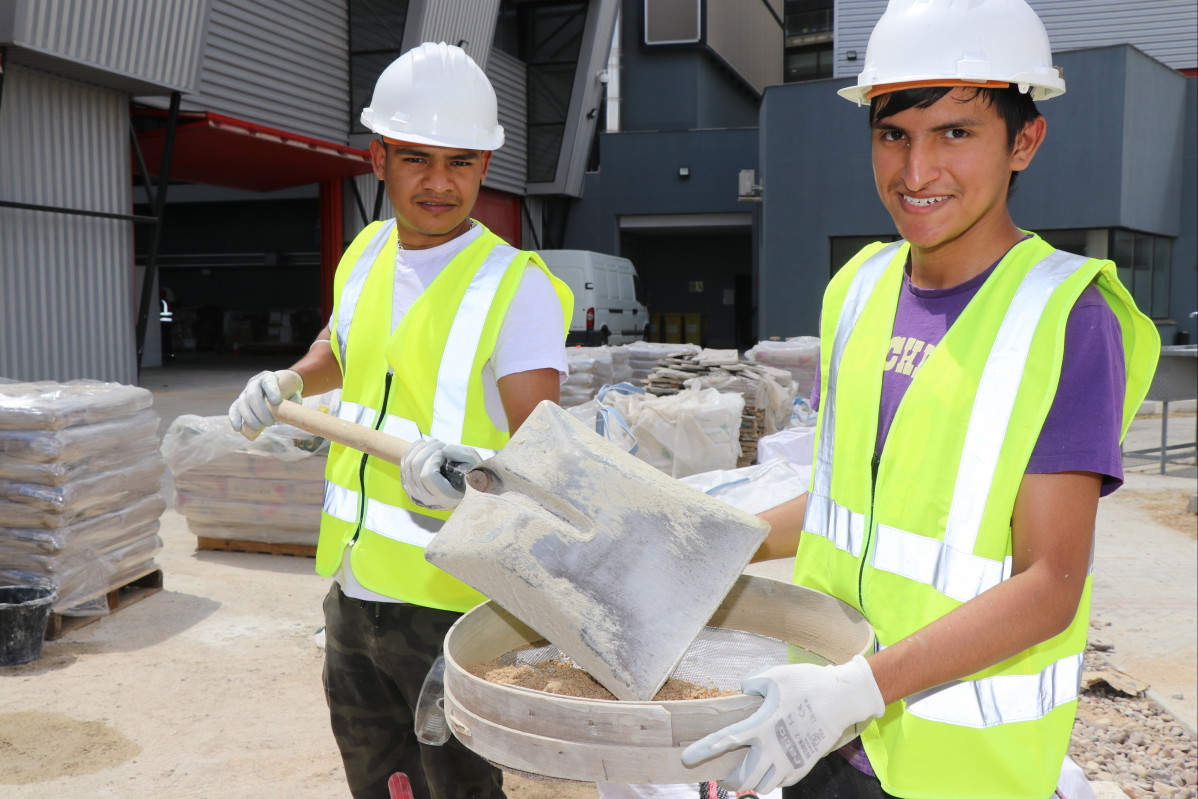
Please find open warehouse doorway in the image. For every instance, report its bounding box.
[619,213,755,351]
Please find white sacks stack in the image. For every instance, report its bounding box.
[745,337,821,400]
[561,347,614,407]
[561,346,637,406]
[623,341,701,385]
[0,381,166,616]
[161,405,330,549]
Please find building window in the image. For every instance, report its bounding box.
[349,0,409,135]
[784,0,833,83]
[830,235,900,277]
[1110,229,1173,320]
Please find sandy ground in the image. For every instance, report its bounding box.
[0,363,1192,798]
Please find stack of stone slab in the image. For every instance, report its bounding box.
[162,413,327,554]
[0,381,165,615]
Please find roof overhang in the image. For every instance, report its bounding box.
[134,112,373,192]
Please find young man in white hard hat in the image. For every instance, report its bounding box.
[228,41,572,799]
[681,1,1159,797]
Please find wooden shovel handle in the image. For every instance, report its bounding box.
[269,400,412,465]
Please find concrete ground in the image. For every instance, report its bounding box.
[0,354,1193,798]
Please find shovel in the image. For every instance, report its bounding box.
[265,399,771,702]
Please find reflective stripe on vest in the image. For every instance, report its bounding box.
[806,242,902,551]
[904,652,1083,728]
[334,220,397,368]
[432,243,522,443]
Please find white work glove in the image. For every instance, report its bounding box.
[681,655,885,795]
[400,438,484,511]
[228,369,303,438]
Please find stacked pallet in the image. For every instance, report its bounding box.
[162,413,328,555]
[624,341,701,385]
[745,337,820,399]
[0,381,166,617]
[641,350,798,468]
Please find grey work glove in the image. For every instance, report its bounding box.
[400,438,484,510]
[228,369,303,439]
[681,655,884,794]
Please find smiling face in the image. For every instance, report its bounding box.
[369,139,492,249]
[871,88,1045,280]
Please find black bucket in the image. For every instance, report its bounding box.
[0,585,56,666]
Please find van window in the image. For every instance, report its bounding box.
[617,273,635,301]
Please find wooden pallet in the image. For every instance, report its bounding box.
[196,536,317,558]
[45,568,164,641]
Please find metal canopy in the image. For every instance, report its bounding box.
[134,112,373,193]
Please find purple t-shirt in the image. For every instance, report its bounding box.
[811,258,1127,495]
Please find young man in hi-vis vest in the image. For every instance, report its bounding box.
[681,2,1159,798]
[229,42,572,799]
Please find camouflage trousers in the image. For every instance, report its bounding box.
[322,582,506,799]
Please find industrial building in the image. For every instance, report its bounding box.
[1,0,1194,382]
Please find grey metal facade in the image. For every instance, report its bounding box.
[484,48,529,197]
[0,0,211,94]
[0,66,137,383]
[757,45,1197,343]
[835,0,1198,78]
[402,0,500,70]
[705,0,783,95]
[138,0,350,144]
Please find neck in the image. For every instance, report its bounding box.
[908,217,1025,290]
[396,218,474,251]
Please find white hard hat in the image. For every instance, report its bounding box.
[361,41,504,150]
[838,0,1066,105]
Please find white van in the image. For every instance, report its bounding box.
[538,249,650,345]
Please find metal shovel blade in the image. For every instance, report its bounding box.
[425,400,771,702]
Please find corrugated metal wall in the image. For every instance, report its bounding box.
[140,0,350,144]
[402,0,500,70]
[6,0,210,92]
[485,48,529,197]
[0,67,136,383]
[835,0,1198,78]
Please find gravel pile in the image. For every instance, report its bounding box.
[1070,653,1197,798]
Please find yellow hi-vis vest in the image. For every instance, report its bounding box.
[795,234,1158,799]
[317,219,573,612]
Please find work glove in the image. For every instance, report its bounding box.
[400,438,484,511]
[228,369,303,438]
[680,655,884,795]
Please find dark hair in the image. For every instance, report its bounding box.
[869,86,1041,193]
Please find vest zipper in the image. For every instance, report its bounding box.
[858,451,881,613]
[350,371,394,545]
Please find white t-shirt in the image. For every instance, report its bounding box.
[335,224,568,601]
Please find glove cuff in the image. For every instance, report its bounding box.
[843,655,886,721]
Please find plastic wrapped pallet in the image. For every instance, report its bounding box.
[745,337,820,398]
[0,381,166,615]
[561,347,614,407]
[161,395,333,549]
[623,341,701,384]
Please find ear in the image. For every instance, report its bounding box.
[478,150,493,184]
[1009,115,1047,173]
[369,139,387,181]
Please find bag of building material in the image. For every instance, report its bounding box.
[623,341,701,384]
[745,337,820,397]
[604,386,743,478]
[0,380,166,615]
[561,346,614,406]
[161,391,335,549]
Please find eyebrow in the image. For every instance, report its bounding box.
[390,146,480,160]
[871,117,984,132]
